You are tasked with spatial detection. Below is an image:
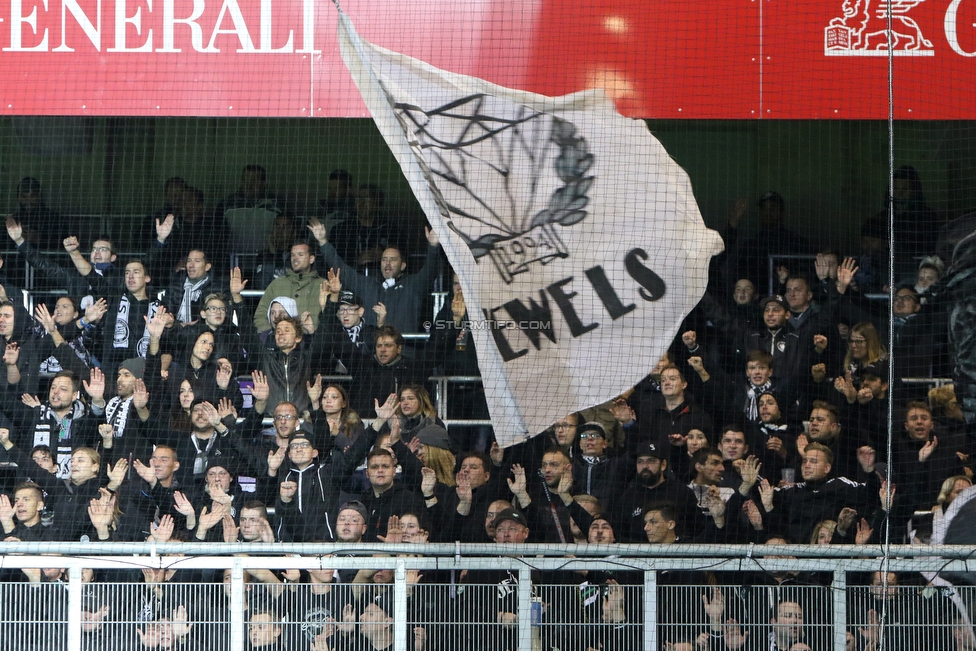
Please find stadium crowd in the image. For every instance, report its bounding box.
[0,165,972,650]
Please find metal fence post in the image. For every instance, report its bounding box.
[230,557,245,651]
[518,568,533,651]
[67,564,82,651]
[832,569,847,651]
[394,558,408,651]
[644,570,657,651]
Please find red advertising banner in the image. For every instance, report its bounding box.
[0,0,972,118]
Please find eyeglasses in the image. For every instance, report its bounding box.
[337,307,359,314]
[849,338,867,346]
[91,246,112,253]
[579,433,604,440]
[274,414,297,422]
[205,306,227,313]
[288,442,311,450]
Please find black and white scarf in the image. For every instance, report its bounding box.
[105,396,134,439]
[344,323,364,347]
[177,275,210,323]
[745,381,773,422]
[114,294,161,358]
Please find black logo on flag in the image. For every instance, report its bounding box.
[389,92,595,284]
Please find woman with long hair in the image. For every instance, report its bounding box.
[322,383,364,452]
[842,322,888,381]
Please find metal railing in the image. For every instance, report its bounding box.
[0,543,973,651]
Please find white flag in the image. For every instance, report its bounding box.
[338,14,724,447]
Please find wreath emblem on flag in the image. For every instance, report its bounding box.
[389,92,595,283]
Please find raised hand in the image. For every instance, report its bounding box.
[758,478,774,511]
[170,605,192,638]
[197,505,225,533]
[507,463,527,496]
[63,235,80,253]
[98,424,114,443]
[172,492,196,518]
[456,476,473,504]
[811,363,827,383]
[215,358,233,391]
[489,441,504,466]
[267,446,287,474]
[373,302,387,327]
[34,304,56,334]
[738,456,761,492]
[837,507,857,536]
[795,433,809,456]
[194,401,218,428]
[610,397,635,425]
[208,484,232,507]
[702,586,726,621]
[106,458,129,485]
[3,343,20,367]
[217,396,237,422]
[20,394,41,409]
[5,216,23,244]
[681,330,698,350]
[144,306,169,340]
[406,436,422,455]
[723,618,749,649]
[83,367,106,402]
[855,517,874,545]
[307,217,328,244]
[813,334,828,354]
[229,267,248,298]
[377,515,403,544]
[250,370,270,403]
[279,480,298,503]
[257,517,275,543]
[703,485,727,520]
[84,298,108,324]
[836,257,859,293]
[421,467,437,497]
[388,416,402,444]
[374,394,399,421]
[132,379,150,410]
[834,372,857,402]
[325,268,342,295]
[814,253,831,280]
[155,213,175,243]
[307,374,323,407]
[451,291,466,322]
[556,468,574,496]
[133,459,157,485]
[858,608,881,645]
[150,514,175,543]
[742,500,764,531]
[729,198,749,227]
[222,513,239,543]
[919,437,939,462]
[425,225,439,247]
[300,311,314,334]
[0,494,16,526]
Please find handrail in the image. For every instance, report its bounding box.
[0,546,971,651]
[0,541,971,558]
